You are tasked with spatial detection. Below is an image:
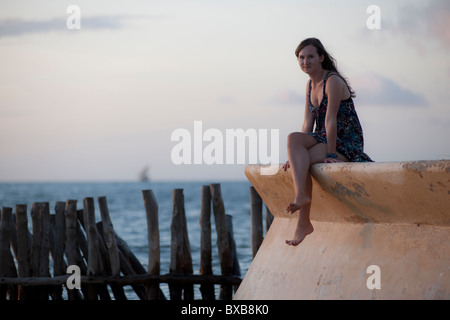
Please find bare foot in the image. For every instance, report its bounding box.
[285,222,314,246]
[285,199,310,214]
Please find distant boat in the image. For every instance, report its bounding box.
[139,165,150,182]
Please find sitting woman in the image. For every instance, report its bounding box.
[283,38,373,246]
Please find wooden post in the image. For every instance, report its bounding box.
[75,209,89,261]
[169,189,193,300]
[83,197,106,300]
[265,205,274,232]
[8,211,18,263]
[84,198,101,275]
[142,190,160,300]
[6,209,18,300]
[199,185,214,300]
[95,221,127,300]
[29,202,43,299]
[77,208,112,301]
[39,202,51,278]
[98,197,121,277]
[0,207,13,299]
[226,214,241,281]
[114,232,148,299]
[15,204,31,300]
[38,202,51,300]
[219,214,241,299]
[64,201,83,269]
[53,202,66,300]
[64,200,85,300]
[76,209,111,299]
[209,183,232,300]
[30,203,41,279]
[250,186,263,258]
[92,198,122,300]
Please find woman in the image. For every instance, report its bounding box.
[284,38,373,246]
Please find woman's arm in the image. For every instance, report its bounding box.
[302,80,314,133]
[324,75,343,157]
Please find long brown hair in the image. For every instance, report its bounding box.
[295,38,355,97]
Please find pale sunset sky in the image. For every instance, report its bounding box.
[1,0,449,181]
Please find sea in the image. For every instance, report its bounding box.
[0,180,266,300]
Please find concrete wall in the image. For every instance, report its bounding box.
[234,160,450,300]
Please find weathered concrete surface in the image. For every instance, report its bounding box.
[234,160,450,300]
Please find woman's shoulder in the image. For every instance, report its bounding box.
[324,71,346,90]
[325,71,344,83]
[324,71,353,100]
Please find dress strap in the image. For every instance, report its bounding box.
[323,71,353,97]
[308,79,312,104]
[322,72,337,95]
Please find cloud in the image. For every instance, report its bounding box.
[267,90,305,106]
[395,0,450,50]
[352,73,427,107]
[424,1,450,48]
[267,76,426,108]
[217,95,237,104]
[0,14,162,38]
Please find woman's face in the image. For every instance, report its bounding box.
[298,45,324,74]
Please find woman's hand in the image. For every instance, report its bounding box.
[282,161,290,171]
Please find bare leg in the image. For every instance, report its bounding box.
[285,174,314,246]
[285,136,326,246]
[285,132,317,213]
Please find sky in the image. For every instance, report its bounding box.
[0,0,449,182]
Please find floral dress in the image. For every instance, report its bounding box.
[307,72,373,162]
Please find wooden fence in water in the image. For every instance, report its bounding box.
[0,183,270,300]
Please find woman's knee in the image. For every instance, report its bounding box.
[287,132,314,150]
